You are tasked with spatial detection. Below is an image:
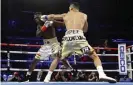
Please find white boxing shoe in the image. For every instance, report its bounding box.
[44,78,50,83]
[99,75,117,83]
[24,80,29,82]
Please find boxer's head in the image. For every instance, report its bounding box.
[34,12,44,25]
[69,2,80,11]
[34,12,42,19]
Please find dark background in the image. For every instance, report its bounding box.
[1,0,133,43]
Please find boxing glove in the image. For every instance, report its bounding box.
[40,15,48,22]
[41,21,53,32]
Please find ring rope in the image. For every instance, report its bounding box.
[1,43,133,51]
[1,50,133,56]
[1,43,118,50]
[127,45,133,48]
[1,68,133,72]
[1,59,133,64]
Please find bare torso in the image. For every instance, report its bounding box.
[63,11,87,30]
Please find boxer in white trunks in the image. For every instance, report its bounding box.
[24,12,72,82]
[41,2,116,83]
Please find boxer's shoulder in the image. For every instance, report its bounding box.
[79,12,87,20]
[79,12,87,16]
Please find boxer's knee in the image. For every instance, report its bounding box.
[35,54,41,60]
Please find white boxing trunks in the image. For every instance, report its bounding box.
[35,37,61,60]
[61,29,94,59]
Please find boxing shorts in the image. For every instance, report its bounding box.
[35,37,61,60]
[61,29,94,59]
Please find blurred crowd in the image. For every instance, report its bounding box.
[1,71,132,82]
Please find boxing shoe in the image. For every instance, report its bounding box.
[99,74,117,83]
[24,80,29,82]
[43,78,50,83]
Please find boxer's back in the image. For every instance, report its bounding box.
[64,11,87,30]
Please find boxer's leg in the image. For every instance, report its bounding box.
[25,44,50,82]
[79,42,105,75]
[90,51,105,76]
[79,41,116,83]
[61,41,73,69]
[44,57,73,82]
[90,51,116,83]
[24,54,40,81]
[44,42,73,82]
[44,56,60,82]
[44,42,61,82]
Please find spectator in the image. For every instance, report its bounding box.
[55,65,70,81]
[76,71,86,81]
[7,72,22,82]
[88,72,98,82]
[2,74,8,81]
[119,76,129,82]
[51,73,56,81]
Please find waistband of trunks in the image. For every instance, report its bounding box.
[43,37,58,44]
[65,29,84,36]
[63,35,86,41]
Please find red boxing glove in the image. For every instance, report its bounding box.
[41,25,47,32]
[41,21,53,32]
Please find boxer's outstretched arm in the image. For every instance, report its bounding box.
[40,14,66,21]
[49,14,66,20]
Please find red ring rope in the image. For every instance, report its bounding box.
[1,43,132,50]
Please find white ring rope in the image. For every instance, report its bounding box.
[1,60,133,63]
[1,50,8,53]
[1,68,133,72]
[1,50,133,56]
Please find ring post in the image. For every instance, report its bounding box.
[127,48,132,79]
[7,51,10,71]
[118,44,127,75]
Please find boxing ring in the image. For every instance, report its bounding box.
[1,41,133,85]
[1,82,133,85]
